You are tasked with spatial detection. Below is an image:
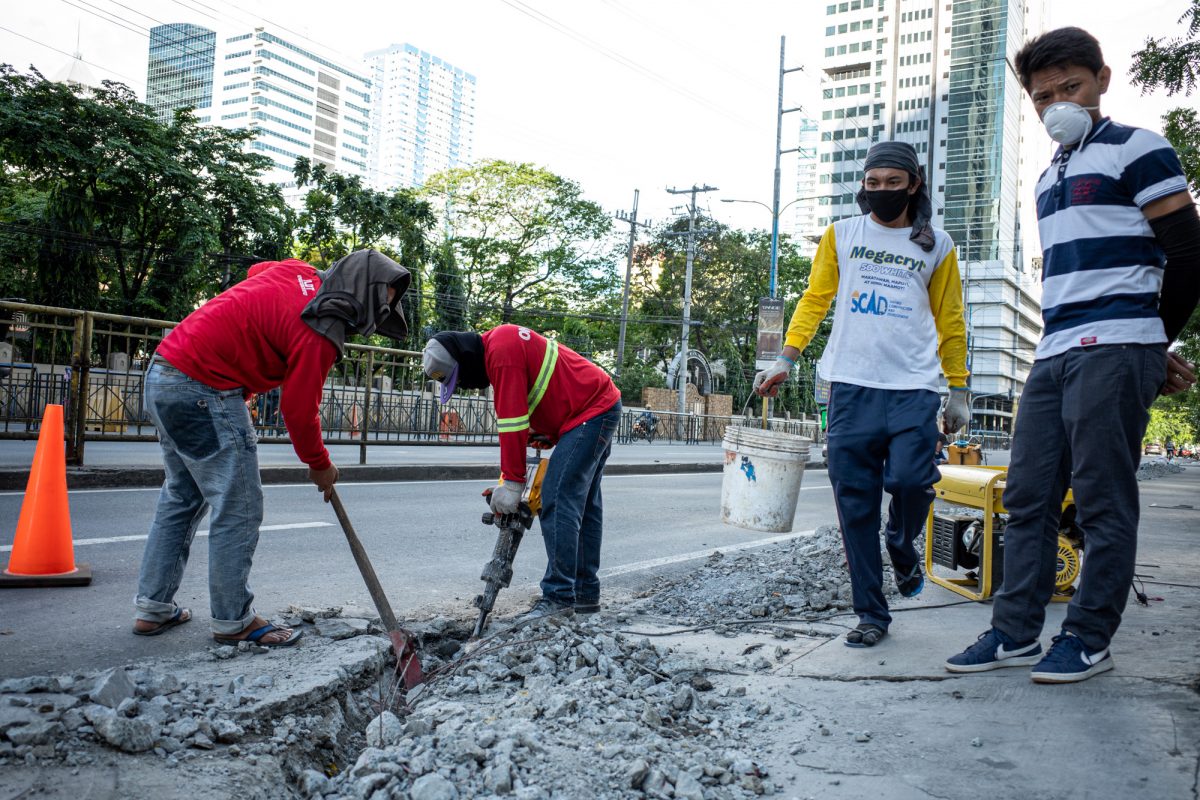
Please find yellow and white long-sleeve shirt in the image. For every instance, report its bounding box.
[785,215,969,392]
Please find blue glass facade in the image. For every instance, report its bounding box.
[146,23,217,122]
[944,0,1024,268]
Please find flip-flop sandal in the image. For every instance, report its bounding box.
[845,623,887,648]
[133,607,191,637]
[213,623,303,648]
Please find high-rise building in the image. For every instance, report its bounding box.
[810,0,1046,432]
[788,118,821,258]
[363,44,476,189]
[146,24,370,188]
[146,23,216,123]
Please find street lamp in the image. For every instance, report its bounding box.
[721,194,835,297]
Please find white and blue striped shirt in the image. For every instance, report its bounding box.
[1034,118,1188,358]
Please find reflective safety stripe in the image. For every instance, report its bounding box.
[527,340,559,415]
[497,415,530,433]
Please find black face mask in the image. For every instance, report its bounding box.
[864,188,912,223]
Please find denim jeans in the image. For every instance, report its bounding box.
[826,383,940,629]
[538,402,622,604]
[134,360,264,635]
[992,343,1166,651]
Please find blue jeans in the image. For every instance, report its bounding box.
[538,402,621,604]
[826,383,940,630]
[134,360,264,635]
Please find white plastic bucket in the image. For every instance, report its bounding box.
[720,426,811,532]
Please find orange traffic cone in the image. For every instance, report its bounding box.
[1,404,91,587]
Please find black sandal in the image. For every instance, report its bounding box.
[845,623,887,648]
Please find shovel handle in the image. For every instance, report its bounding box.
[329,488,401,634]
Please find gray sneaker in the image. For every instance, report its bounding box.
[520,597,575,622]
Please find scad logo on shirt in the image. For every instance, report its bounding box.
[297,276,316,296]
[850,289,889,316]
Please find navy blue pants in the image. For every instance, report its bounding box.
[538,402,621,604]
[826,383,940,629]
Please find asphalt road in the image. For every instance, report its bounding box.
[0,470,837,678]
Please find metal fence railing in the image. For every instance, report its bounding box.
[0,300,827,466]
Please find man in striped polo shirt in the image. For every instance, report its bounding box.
[946,27,1200,683]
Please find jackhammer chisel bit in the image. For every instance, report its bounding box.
[471,502,534,639]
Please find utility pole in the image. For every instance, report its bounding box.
[613,190,651,379]
[666,184,718,431]
[771,35,807,299]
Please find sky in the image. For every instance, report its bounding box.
[1,0,1193,235]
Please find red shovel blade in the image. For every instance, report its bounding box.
[389,630,424,690]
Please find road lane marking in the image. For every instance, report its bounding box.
[1,471,833,497]
[0,521,333,552]
[598,528,818,579]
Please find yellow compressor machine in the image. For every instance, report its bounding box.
[924,465,1083,602]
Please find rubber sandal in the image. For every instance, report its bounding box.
[213,622,303,648]
[133,607,191,637]
[845,623,887,648]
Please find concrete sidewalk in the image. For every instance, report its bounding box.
[0,440,773,489]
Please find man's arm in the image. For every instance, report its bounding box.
[783,225,840,353]
[279,335,339,471]
[926,247,970,389]
[1144,193,1200,344]
[490,364,532,484]
[754,226,839,396]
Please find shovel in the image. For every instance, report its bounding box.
[329,487,424,690]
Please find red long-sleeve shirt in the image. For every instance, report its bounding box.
[155,259,338,471]
[484,325,621,483]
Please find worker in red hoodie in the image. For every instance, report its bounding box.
[133,250,411,646]
[423,326,622,620]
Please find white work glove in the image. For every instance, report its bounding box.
[943,388,971,434]
[489,481,525,515]
[753,357,794,397]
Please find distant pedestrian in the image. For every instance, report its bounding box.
[133,250,411,646]
[754,140,971,649]
[1165,440,1176,462]
[946,27,1200,683]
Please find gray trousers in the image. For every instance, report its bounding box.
[992,343,1166,652]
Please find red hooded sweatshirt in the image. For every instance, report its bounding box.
[155,259,337,470]
[485,325,620,483]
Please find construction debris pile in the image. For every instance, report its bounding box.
[0,635,389,777]
[1136,459,1186,481]
[635,524,899,623]
[308,616,777,800]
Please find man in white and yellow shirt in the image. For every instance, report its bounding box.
[755,141,971,648]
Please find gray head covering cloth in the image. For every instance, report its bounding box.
[300,249,412,357]
[855,141,936,252]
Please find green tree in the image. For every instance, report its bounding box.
[421,160,618,327]
[0,66,292,318]
[293,158,435,348]
[632,217,814,414]
[1144,404,1196,445]
[1132,0,1200,433]
[430,238,468,333]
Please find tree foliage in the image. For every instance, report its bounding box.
[1131,0,1200,96]
[421,160,618,327]
[0,65,292,318]
[630,218,816,415]
[1131,2,1200,431]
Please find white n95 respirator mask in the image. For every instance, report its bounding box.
[1041,101,1099,146]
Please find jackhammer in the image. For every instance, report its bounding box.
[470,440,551,639]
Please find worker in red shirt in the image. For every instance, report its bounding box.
[133,250,411,647]
[423,325,622,620]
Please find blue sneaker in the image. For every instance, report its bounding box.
[895,564,924,598]
[945,628,1043,673]
[1030,631,1113,684]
